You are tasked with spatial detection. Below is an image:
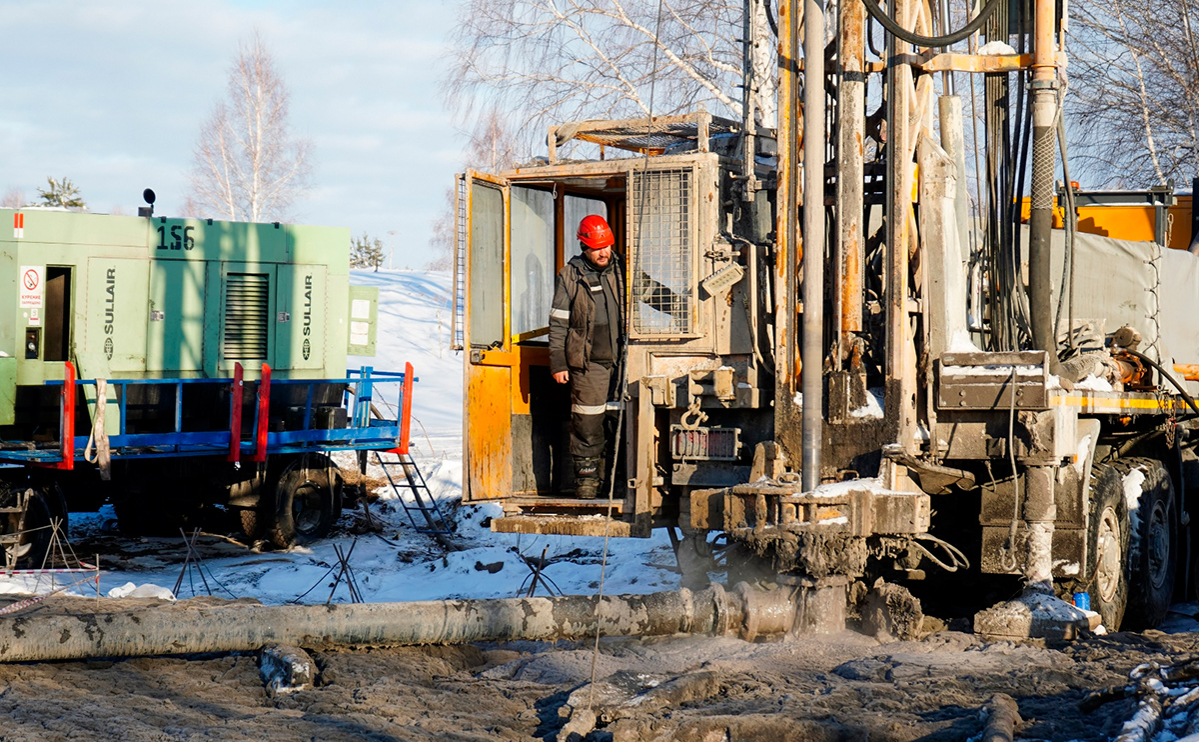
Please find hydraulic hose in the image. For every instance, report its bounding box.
[1121,348,1199,418]
[763,0,779,38]
[861,0,1001,48]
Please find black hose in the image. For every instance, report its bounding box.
[1122,348,1199,418]
[763,0,778,38]
[861,0,1001,47]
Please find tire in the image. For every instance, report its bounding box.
[1112,457,1177,630]
[268,455,343,548]
[0,485,54,569]
[39,480,69,535]
[1085,464,1130,631]
[239,507,261,540]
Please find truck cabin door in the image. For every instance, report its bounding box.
[463,171,513,501]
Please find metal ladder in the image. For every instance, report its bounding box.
[374,451,451,535]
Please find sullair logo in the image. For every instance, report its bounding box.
[103,267,116,360]
[301,274,313,360]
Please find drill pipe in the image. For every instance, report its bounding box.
[0,585,795,663]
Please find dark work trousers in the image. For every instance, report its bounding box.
[569,361,618,459]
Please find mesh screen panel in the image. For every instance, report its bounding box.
[630,169,693,336]
[452,174,467,350]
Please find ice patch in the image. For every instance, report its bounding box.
[941,364,1042,376]
[850,388,884,419]
[1124,467,1147,563]
[108,582,176,601]
[946,330,981,353]
[979,41,1017,55]
[808,477,892,498]
[1073,434,1092,475]
[1075,375,1115,392]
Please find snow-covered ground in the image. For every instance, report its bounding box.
[0,269,680,606]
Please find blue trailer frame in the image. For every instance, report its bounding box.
[0,362,416,467]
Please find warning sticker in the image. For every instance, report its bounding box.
[12,213,24,239]
[19,266,43,308]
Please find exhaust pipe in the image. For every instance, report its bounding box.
[0,583,841,663]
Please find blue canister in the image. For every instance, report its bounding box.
[1073,592,1091,611]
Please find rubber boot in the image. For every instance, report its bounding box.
[574,457,601,500]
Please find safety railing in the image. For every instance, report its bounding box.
[0,362,416,466]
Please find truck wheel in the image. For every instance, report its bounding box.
[1112,457,1177,630]
[239,507,261,540]
[39,480,69,534]
[0,485,54,569]
[1086,464,1130,631]
[268,456,343,548]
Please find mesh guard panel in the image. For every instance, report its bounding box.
[630,169,694,337]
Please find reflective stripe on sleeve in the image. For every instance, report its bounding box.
[550,308,570,320]
[571,403,607,415]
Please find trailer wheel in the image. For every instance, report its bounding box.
[38,480,69,534]
[238,507,261,540]
[0,485,54,569]
[1112,457,1177,630]
[1086,464,1130,631]
[268,456,343,548]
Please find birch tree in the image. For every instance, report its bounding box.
[2,188,24,209]
[188,34,312,222]
[1068,0,1199,186]
[445,0,777,153]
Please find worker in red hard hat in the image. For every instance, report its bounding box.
[548,214,625,499]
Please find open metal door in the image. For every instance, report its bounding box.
[462,170,512,502]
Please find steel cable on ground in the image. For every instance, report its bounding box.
[587,0,669,708]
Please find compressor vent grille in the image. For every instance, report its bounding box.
[224,273,269,360]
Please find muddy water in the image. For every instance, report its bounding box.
[0,600,1178,741]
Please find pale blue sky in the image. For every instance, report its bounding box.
[0,0,464,268]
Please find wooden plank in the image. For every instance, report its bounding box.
[492,516,635,538]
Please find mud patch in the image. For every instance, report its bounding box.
[0,604,1182,742]
[738,531,868,578]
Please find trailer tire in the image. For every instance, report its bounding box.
[268,456,343,548]
[1085,464,1130,631]
[1112,457,1177,630]
[239,507,261,540]
[0,485,54,569]
[39,480,69,534]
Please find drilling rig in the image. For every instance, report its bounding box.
[455,0,1199,636]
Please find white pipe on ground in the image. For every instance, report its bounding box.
[0,585,799,663]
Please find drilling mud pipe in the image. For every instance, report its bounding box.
[801,0,826,492]
[0,585,797,664]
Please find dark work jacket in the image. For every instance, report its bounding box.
[548,254,625,374]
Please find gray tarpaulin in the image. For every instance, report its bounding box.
[1022,226,1199,373]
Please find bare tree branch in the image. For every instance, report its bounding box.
[187,33,312,222]
[444,0,775,152]
[1069,0,1199,187]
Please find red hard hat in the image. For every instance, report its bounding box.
[577,215,615,250]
